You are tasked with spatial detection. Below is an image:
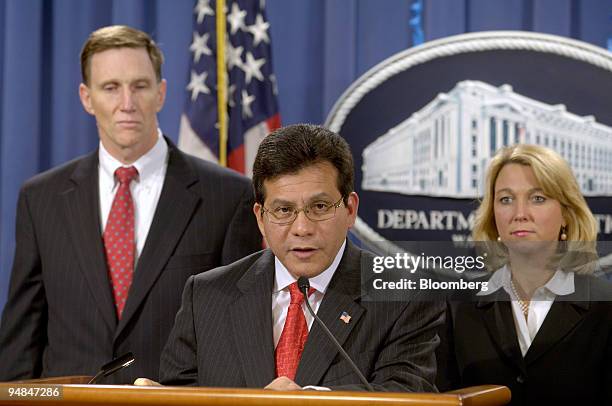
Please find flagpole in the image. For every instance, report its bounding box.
[216,0,228,166]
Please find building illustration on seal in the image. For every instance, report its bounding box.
[362,80,612,198]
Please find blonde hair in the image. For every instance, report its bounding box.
[472,144,598,273]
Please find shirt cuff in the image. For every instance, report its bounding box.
[302,385,332,391]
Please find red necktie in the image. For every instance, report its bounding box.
[103,166,138,319]
[275,282,315,380]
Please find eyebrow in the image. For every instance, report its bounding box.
[98,77,153,87]
[267,193,334,206]
[495,187,545,195]
[133,78,153,84]
[97,80,118,87]
[267,199,294,207]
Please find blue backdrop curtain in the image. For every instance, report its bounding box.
[1,0,611,311]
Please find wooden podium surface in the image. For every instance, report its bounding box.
[0,383,510,406]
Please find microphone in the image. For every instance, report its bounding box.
[297,277,374,391]
[88,352,135,384]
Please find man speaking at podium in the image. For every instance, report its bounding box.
[156,124,444,391]
[0,25,261,383]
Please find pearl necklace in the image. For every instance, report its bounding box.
[510,279,529,317]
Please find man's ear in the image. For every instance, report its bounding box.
[79,83,95,115]
[253,203,266,239]
[156,79,167,112]
[345,192,359,228]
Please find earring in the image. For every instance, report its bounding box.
[560,226,567,241]
[497,236,501,242]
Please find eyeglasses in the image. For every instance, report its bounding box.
[261,197,344,225]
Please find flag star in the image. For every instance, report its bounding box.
[227,3,247,35]
[269,74,278,96]
[190,32,212,63]
[242,52,265,84]
[247,14,270,46]
[226,40,244,70]
[194,0,214,24]
[186,70,210,101]
[241,90,255,118]
[228,83,237,107]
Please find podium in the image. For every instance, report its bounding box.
[0,380,510,406]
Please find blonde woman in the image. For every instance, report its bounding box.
[437,144,612,405]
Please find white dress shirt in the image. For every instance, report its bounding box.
[272,241,346,348]
[478,265,575,356]
[99,130,169,266]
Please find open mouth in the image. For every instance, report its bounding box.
[290,247,317,258]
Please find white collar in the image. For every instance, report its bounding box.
[477,265,575,297]
[273,240,347,295]
[99,129,167,184]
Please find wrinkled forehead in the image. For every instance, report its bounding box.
[88,47,156,82]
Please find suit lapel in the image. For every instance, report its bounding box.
[524,278,589,366]
[63,151,117,331]
[115,141,200,339]
[295,241,365,387]
[230,251,276,387]
[477,291,526,375]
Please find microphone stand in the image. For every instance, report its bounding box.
[88,352,135,384]
[297,277,374,391]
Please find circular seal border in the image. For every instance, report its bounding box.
[324,30,612,256]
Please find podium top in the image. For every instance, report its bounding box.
[0,383,509,406]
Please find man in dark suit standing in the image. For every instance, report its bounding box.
[155,124,444,391]
[0,25,261,383]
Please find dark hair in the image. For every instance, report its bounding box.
[80,25,164,85]
[252,124,354,205]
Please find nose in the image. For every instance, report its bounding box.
[120,88,136,111]
[512,199,529,222]
[290,210,315,236]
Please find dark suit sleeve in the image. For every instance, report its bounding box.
[605,315,612,403]
[220,180,261,265]
[0,189,47,381]
[331,300,445,392]
[159,276,199,386]
[435,301,460,391]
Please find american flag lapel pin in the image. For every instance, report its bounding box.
[340,311,351,324]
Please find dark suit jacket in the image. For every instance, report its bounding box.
[0,138,262,383]
[437,275,612,405]
[160,241,445,391]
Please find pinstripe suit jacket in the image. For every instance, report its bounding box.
[0,138,262,383]
[160,241,444,391]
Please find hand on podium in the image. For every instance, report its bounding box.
[264,376,302,390]
[132,376,327,391]
[264,376,302,391]
[133,378,162,386]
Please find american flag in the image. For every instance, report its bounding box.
[339,311,351,324]
[178,0,280,177]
